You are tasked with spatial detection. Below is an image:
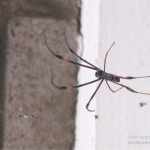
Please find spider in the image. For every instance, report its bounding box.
[44,29,150,112]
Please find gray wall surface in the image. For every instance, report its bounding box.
[0,0,79,149]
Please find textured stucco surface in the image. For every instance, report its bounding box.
[0,0,79,149]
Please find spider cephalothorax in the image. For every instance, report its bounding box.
[95,70,103,78]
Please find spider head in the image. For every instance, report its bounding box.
[95,70,103,78]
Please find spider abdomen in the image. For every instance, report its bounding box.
[95,70,120,82]
[106,73,120,82]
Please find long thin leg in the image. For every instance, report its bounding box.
[104,42,115,72]
[51,78,101,89]
[44,35,96,70]
[120,76,150,80]
[64,28,100,69]
[111,81,150,95]
[105,80,123,93]
[86,79,104,112]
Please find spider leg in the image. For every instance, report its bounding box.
[86,79,104,112]
[111,81,150,95]
[105,80,123,93]
[64,28,99,69]
[44,35,96,70]
[51,78,101,89]
[120,76,150,80]
[104,42,115,72]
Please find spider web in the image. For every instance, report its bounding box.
[0,0,80,149]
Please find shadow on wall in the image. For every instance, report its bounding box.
[4,0,79,21]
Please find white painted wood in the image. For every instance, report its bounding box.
[75,0,101,150]
[96,1,150,150]
[75,0,150,150]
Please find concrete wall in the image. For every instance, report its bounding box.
[0,0,79,149]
